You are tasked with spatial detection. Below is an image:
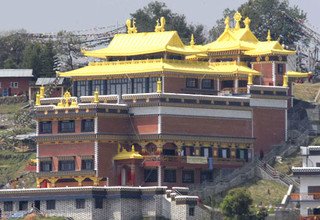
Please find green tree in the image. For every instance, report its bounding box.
[22,41,56,78]
[210,0,306,45]
[131,1,207,44]
[220,188,253,219]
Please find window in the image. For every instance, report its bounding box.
[149,77,158,93]
[186,78,198,88]
[10,82,18,88]
[218,148,230,159]
[133,78,146,93]
[236,149,248,161]
[81,119,94,132]
[95,198,103,209]
[40,161,52,172]
[316,163,320,167]
[200,147,212,158]
[107,79,131,95]
[19,201,28,211]
[81,159,94,170]
[144,169,158,182]
[4,201,13,211]
[59,160,75,171]
[92,80,105,95]
[189,206,195,216]
[76,199,85,209]
[222,80,233,88]
[201,79,213,89]
[164,169,176,183]
[182,170,194,183]
[163,149,175,156]
[39,121,52,134]
[277,64,284,75]
[58,120,75,133]
[46,200,55,210]
[308,186,320,193]
[239,80,247,87]
[77,81,90,96]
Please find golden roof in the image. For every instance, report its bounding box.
[205,12,295,56]
[286,71,310,78]
[113,144,143,161]
[58,59,260,78]
[82,31,202,58]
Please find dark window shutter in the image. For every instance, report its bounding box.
[73,81,78,97]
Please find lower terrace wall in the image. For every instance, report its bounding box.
[0,186,212,220]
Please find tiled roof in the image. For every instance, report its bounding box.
[0,69,33,77]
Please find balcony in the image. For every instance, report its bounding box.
[290,193,320,201]
[142,155,245,168]
[36,170,95,178]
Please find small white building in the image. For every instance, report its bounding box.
[292,146,320,219]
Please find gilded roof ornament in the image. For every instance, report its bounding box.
[224,16,230,31]
[244,17,251,29]
[267,30,272,42]
[126,18,137,34]
[155,17,166,32]
[190,34,195,46]
[234,11,242,30]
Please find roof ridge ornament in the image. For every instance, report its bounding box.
[244,17,251,29]
[155,17,166,32]
[234,11,242,30]
[126,18,138,34]
[267,29,272,42]
[190,34,195,46]
[224,16,230,31]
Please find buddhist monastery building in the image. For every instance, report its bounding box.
[34,12,308,188]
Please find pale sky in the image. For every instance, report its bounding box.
[1,0,319,34]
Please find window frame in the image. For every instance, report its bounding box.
[201,79,214,90]
[164,169,176,183]
[144,169,158,183]
[19,201,28,211]
[81,159,94,170]
[277,63,284,75]
[58,160,75,171]
[46,200,56,210]
[40,161,52,172]
[182,170,194,183]
[39,121,52,134]
[58,120,75,133]
[4,201,13,211]
[81,119,94,132]
[75,199,85,209]
[186,78,198,89]
[10,82,18,88]
[95,198,103,209]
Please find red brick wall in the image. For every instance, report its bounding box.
[252,63,273,86]
[97,142,118,184]
[0,77,32,96]
[161,116,252,137]
[252,107,286,155]
[132,115,158,134]
[38,142,95,157]
[98,116,132,134]
[164,77,185,93]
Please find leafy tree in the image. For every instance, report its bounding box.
[210,0,306,45]
[220,188,253,219]
[131,1,207,44]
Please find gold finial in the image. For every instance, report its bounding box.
[234,11,242,30]
[131,144,135,152]
[283,74,288,87]
[244,17,251,29]
[155,17,166,32]
[63,91,71,108]
[247,73,253,85]
[156,78,162,93]
[35,92,40,106]
[190,34,195,46]
[39,85,45,99]
[126,18,137,34]
[93,89,99,103]
[267,29,272,42]
[70,98,78,108]
[224,16,230,30]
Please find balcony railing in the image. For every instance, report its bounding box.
[37,170,95,178]
[290,193,320,201]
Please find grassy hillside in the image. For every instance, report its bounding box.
[292,82,320,102]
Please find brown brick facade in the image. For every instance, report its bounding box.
[0,77,32,96]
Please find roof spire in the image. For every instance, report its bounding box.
[190,34,195,46]
[234,11,242,30]
[244,17,251,29]
[267,29,272,42]
[155,17,166,32]
[126,18,137,34]
[224,16,230,31]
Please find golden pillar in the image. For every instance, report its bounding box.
[35,92,41,106]
[93,89,99,103]
[283,74,288,87]
[156,78,162,93]
[39,85,45,98]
